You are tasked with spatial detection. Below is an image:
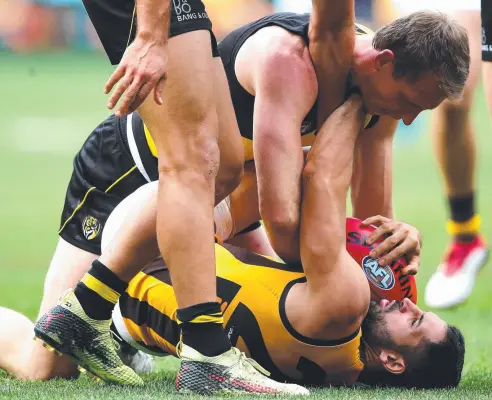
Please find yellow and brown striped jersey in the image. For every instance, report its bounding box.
[117,243,364,386]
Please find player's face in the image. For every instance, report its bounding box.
[378,299,447,348]
[359,61,445,125]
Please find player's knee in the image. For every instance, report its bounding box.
[436,97,473,131]
[158,134,221,183]
[216,157,243,202]
[442,98,472,114]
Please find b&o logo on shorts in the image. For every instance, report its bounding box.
[82,216,102,241]
[362,256,395,291]
[173,0,192,15]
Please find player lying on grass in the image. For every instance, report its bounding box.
[37,95,465,391]
[0,11,469,384]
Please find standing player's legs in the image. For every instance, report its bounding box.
[137,31,240,318]
[129,38,244,363]
[0,239,96,379]
[425,10,488,309]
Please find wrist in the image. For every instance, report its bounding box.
[136,30,168,45]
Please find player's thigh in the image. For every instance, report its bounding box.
[138,30,219,173]
[482,63,492,116]
[213,57,244,198]
[482,0,492,116]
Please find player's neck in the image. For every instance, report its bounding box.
[359,338,381,369]
[352,36,377,87]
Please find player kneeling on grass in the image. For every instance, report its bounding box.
[87,96,463,389]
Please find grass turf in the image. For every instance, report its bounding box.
[1,51,492,398]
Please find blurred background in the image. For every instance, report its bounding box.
[0,0,399,51]
[0,0,491,381]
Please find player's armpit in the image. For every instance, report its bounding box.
[286,251,370,342]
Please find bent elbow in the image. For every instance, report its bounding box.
[302,159,319,183]
[261,207,300,239]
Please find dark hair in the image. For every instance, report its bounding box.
[366,325,465,389]
[372,11,470,99]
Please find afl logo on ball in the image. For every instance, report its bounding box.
[82,216,101,241]
[362,256,395,291]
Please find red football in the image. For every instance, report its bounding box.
[345,217,418,304]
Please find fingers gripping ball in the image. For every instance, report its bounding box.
[345,217,418,304]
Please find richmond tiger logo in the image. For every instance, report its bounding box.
[82,216,102,241]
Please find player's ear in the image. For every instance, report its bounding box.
[374,50,395,71]
[379,349,406,375]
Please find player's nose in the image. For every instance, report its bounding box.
[402,112,420,126]
[399,298,421,314]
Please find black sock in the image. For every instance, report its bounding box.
[74,260,128,320]
[177,302,231,357]
[449,193,475,223]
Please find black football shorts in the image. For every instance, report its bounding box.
[59,115,148,254]
[82,0,219,65]
[483,0,492,62]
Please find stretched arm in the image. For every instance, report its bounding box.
[250,39,317,262]
[351,116,398,219]
[299,95,370,336]
[309,0,356,123]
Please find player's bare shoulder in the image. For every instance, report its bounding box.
[235,25,318,98]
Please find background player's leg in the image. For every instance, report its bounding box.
[0,239,96,379]
[483,63,492,117]
[482,0,492,120]
[425,11,488,309]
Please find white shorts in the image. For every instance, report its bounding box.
[392,0,480,14]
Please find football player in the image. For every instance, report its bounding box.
[96,95,464,389]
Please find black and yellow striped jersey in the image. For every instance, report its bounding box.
[120,13,379,180]
[118,243,364,387]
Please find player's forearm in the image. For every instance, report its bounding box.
[256,148,304,263]
[309,1,355,123]
[351,146,394,220]
[228,162,262,234]
[310,0,355,37]
[300,96,365,277]
[351,118,397,219]
[263,223,300,263]
[135,0,171,43]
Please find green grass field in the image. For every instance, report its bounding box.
[1,51,492,398]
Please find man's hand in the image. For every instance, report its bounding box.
[105,36,168,117]
[361,215,422,276]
